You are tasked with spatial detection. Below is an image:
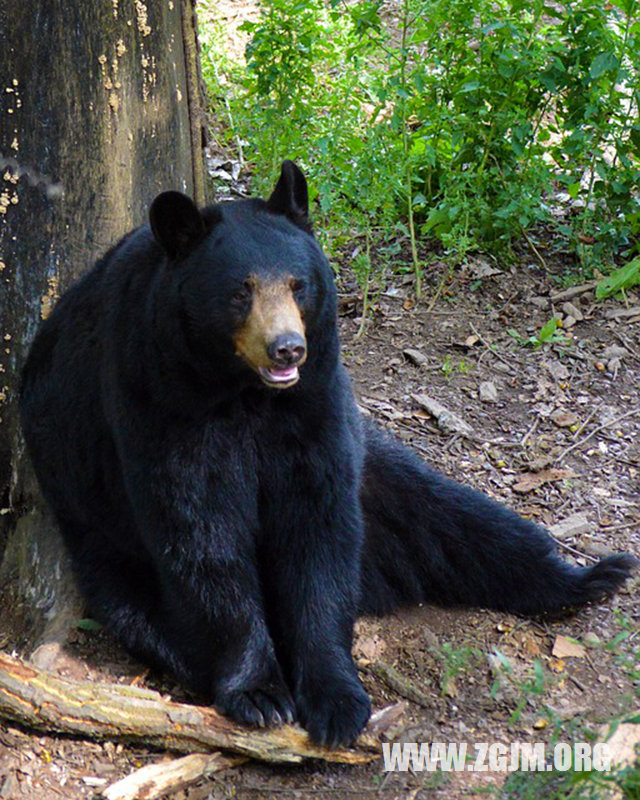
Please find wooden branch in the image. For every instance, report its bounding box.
[0,652,387,765]
[101,703,409,800]
[101,753,245,800]
[358,658,433,708]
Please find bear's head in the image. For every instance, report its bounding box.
[149,161,336,391]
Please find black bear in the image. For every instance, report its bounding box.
[20,161,636,747]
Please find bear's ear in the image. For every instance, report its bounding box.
[266,160,310,231]
[149,191,206,260]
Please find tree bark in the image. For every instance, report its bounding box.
[0,653,382,765]
[0,0,207,646]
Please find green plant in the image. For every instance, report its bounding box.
[509,658,547,725]
[596,256,640,300]
[441,356,470,378]
[547,0,640,271]
[432,640,481,695]
[199,0,640,288]
[508,317,570,348]
[497,760,640,800]
[489,650,550,724]
[606,612,640,695]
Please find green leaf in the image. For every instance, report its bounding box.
[595,258,640,300]
[75,618,103,632]
[492,648,513,674]
[538,317,559,343]
[567,182,582,199]
[423,207,451,234]
[590,52,619,79]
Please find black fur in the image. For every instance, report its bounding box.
[20,161,636,747]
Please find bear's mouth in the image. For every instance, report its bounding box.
[258,365,300,388]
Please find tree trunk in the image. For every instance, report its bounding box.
[0,0,207,648]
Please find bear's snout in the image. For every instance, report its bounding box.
[267,333,307,366]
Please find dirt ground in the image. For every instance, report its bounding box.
[0,239,638,798]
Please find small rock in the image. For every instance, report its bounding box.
[403,348,428,367]
[550,512,590,540]
[562,301,584,321]
[563,315,577,328]
[531,296,550,310]
[602,345,627,361]
[583,540,614,558]
[470,257,501,278]
[479,381,499,403]
[544,360,569,381]
[584,632,601,646]
[551,409,579,428]
[411,393,474,437]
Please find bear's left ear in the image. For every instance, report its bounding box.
[266,160,310,231]
[149,191,206,260]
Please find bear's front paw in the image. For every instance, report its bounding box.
[215,677,296,729]
[296,676,371,748]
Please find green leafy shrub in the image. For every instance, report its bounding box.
[199,0,640,285]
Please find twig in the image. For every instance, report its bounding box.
[570,404,602,442]
[497,291,520,316]
[568,674,587,693]
[555,407,640,463]
[550,536,598,563]
[520,416,540,447]
[468,321,515,372]
[521,228,547,270]
[549,282,597,303]
[599,519,640,532]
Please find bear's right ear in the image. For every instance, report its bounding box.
[149,191,206,260]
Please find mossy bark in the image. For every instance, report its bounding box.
[0,0,207,647]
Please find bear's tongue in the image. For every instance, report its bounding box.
[259,365,299,384]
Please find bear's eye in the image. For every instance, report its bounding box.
[232,280,253,305]
[290,278,305,297]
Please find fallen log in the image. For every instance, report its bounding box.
[0,652,392,765]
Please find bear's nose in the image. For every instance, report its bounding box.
[267,333,307,366]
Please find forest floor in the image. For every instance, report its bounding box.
[0,227,639,799]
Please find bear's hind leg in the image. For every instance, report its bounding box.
[359,423,637,616]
